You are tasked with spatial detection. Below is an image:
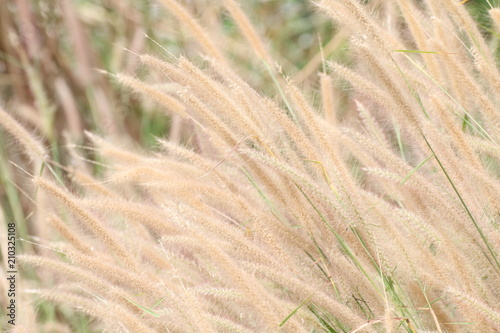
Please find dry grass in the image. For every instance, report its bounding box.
[1,0,499,332]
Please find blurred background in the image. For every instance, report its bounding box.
[0,0,340,247]
[0,2,340,330]
[0,0,497,331]
[0,0,338,145]
[0,2,340,328]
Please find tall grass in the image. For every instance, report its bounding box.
[1,0,499,332]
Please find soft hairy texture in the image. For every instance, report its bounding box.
[2,0,499,332]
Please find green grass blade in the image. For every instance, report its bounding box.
[405,55,494,142]
[262,60,298,124]
[388,55,429,119]
[122,296,161,318]
[279,297,311,327]
[394,121,406,161]
[422,134,500,273]
[400,154,434,185]
[294,182,381,295]
[242,167,287,223]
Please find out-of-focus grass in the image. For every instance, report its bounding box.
[0,0,497,331]
[467,0,500,30]
[1,0,336,146]
[0,1,339,330]
[0,0,340,232]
